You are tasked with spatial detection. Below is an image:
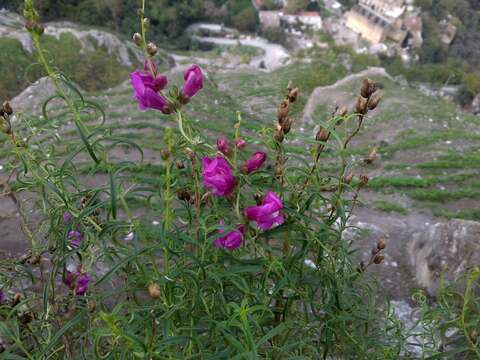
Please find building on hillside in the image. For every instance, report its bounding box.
[345,0,422,48]
[283,11,323,30]
[259,10,322,31]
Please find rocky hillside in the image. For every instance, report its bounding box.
[1,15,480,310]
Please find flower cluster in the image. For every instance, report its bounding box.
[63,267,90,296]
[131,61,203,114]
[63,211,84,248]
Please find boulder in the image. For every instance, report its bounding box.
[408,219,480,295]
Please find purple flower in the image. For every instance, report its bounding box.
[217,137,230,156]
[63,211,72,223]
[235,138,246,150]
[75,272,90,296]
[245,191,284,230]
[242,152,267,174]
[181,65,203,101]
[213,223,245,250]
[0,290,5,303]
[130,70,170,114]
[68,230,83,248]
[202,156,236,197]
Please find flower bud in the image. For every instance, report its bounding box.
[377,238,386,250]
[288,88,299,103]
[287,80,293,92]
[148,283,161,299]
[132,32,143,46]
[374,254,385,265]
[360,78,377,98]
[142,18,150,27]
[367,92,383,110]
[343,172,354,184]
[2,101,13,115]
[235,138,246,150]
[356,96,368,114]
[277,100,289,122]
[146,42,158,56]
[316,127,329,142]
[216,137,230,156]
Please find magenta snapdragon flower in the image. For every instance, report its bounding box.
[63,268,90,296]
[217,137,230,156]
[202,156,236,196]
[63,211,72,223]
[0,290,4,303]
[130,60,170,114]
[75,273,90,296]
[68,230,83,248]
[181,65,203,101]
[213,223,245,250]
[242,152,267,174]
[245,191,284,230]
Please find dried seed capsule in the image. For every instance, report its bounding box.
[176,160,185,169]
[282,117,294,134]
[356,96,369,114]
[277,100,290,122]
[148,283,161,299]
[176,188,191,202]
[363,148,377,164]
[160,149,170,160]
[274,128,285,142]
[287,80,293,92]
[374,254,385,264]
[2,101,13,115]
[88,301,97,313]
[12,293,22,307]
[368,92,383,110]
[337,106,348,117]
[288,88,299,103]
[359,175,369,188]
[316,127,329,142]
[377,238,386,250]
[360,78,377,98]
[343,172,354,184]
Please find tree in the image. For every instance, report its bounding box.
[285,0,309,13]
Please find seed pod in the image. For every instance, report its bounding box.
[371,247,379,256]
[374,254,385,265]
[274,128,285,143]
[358,261,366,273]
[132,33,143,46]
[146,42,158,56]
[343,172,354,184]
[88,301,97,313]
[337,106,348,117]
[356,96,369,114]
[277,100,290,122]
[377,238,386,250]
[148,283,161,299]
[12,293,22,307]
[363,148,377,164]
[176,188,191,202]
[2,101,13,115]
[287,80,293,92]
[20,312,34,324]
[288,88,299,103]
[142,18,150,27]
[470,330,478,342]
[282,117,294,134]
[176,160,185,169]
[368,92,383,110]
[360,78,377,98]
[316,127,329,142]
[359,175,369,188]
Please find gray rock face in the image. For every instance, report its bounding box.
[11,77,57,113]
[471,93,480,115]
[408,219,480,295]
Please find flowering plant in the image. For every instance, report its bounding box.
[7,1,479,359]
